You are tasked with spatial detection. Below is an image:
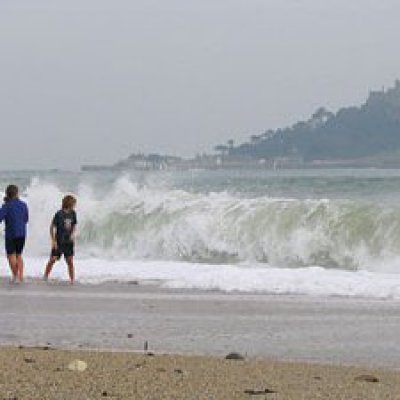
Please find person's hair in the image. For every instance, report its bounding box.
[4,185,19,202]
[62,194,77,210]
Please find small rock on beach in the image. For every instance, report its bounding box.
[68,359,88,372]
[225,352,245,360]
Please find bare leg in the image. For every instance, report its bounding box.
[66,256,75,284]
[16,255,24,282]
[7,255,18,282]
[44,256,58,280]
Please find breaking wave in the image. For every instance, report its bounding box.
[9,175,400,273]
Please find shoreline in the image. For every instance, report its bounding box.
[3,281,400,398]
[3,255,400,300]
[1,346,400,399]
[2,280,400,369]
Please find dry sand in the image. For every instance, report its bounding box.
[1,346,400,400]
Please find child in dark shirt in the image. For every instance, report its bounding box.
[0,185,29,283]
[44,195,77,284]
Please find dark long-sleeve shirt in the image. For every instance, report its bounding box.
[0,198,29,239]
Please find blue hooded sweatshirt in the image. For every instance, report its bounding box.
[0,198,29,239]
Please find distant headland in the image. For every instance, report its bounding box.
[82,80,400,171]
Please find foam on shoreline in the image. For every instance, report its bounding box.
[2,256,400,299]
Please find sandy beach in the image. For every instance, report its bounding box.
[2,279,400,367]
[1,346,400,399]
[2,280,400,398]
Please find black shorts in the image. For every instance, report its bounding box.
[5,237,26,256]
[51,241,74,259]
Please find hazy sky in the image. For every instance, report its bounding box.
[1,0,400,169]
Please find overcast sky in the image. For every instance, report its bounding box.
[1,0,400,169]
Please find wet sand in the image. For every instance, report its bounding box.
[2,279,400,367]
[1,279,400,398]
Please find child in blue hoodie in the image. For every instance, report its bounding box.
[0,185,29,283]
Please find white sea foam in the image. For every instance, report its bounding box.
[7,176,400,271]
[2,175,400,298]
[1,257,400,299]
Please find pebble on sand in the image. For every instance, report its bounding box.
[225,352,245,360]
[68,359,88,372]
[354,374,379,383]
[244,388,277,395]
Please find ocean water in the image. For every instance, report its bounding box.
[2,168,400,298]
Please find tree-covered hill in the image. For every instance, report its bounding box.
[221,80,400,161]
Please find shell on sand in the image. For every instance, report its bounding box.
[68,359,87,372]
